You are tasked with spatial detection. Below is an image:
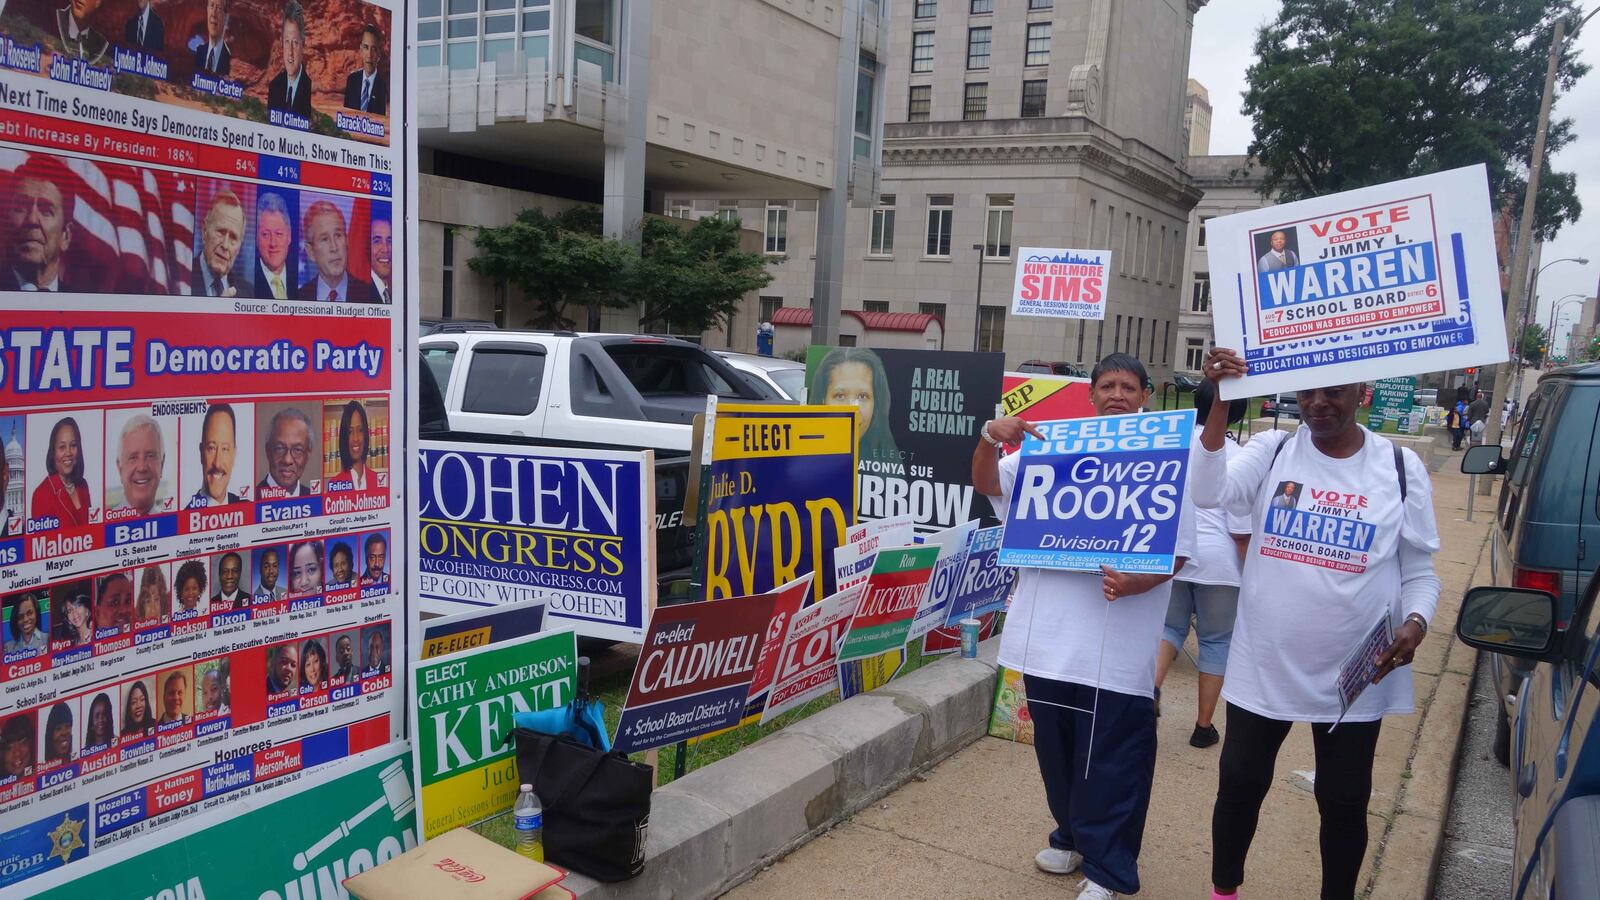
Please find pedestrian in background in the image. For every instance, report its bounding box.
[1193,348,1440,900]
[1154,379,1250,748]
[1444,403,1465,450]
[972,353,1197,900]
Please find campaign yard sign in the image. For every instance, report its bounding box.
[738,575,815,721]
[701,404,856,604]
[419,599,548,660]
[835,544,940,664]
[1208,165,1506,399]
[999,371,1095,454]
[412,629,578,840]
[1010,248,1112,320]
[761,582,867,723]
[906,520,979,642]
[999,410,1195,574]
[417,442,655,643]
[613,589,779,754]
[942,525,1016,624]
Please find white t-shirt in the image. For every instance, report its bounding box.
[1191,426,1441,722]
[991,449,1198,699]
[1175,427,1252,587]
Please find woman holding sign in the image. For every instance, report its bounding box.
[972,353,1196,900]
[1195,348,1439,900]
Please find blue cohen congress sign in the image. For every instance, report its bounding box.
[417,442,654,643]
[998,410,1194,574]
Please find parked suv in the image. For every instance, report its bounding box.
[1462,364,1600,766]
[1458,572,1600,898]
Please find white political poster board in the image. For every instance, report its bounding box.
[1208,165,1507,400]
[1010,248,1111,320]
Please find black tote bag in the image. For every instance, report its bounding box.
[511,727,653,882]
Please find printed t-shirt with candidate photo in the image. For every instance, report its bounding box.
[1175,427,1252,587]
[989,450,1198,699]
[1191,427,1441,723]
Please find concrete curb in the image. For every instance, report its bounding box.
[1363,535,1488,899]
[567,639,1002,899]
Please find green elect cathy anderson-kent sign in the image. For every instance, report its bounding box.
[413,627,578,839]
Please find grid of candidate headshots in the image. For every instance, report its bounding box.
[0,619,391,793]
[0,149,396,299]
[0,0,393,143]
[0,395,390,540]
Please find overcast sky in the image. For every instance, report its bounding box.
[1190,1,1600,350]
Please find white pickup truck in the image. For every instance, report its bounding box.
[420,330,783,454]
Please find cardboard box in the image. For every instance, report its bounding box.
[344,827,568,900]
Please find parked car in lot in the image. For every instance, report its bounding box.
[1458,574,1600,899]
[1461,363,1600,765]
[1016,359,1087,378]
[1415,387,1440,407]
[1171,372,1202,393]
[421,330,779,454]
[716,351,808,401]
[1260,393,1301,419]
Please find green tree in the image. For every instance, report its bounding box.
[1518,322,1550,366]
[629,216,778,334]
[1243,0,1587,241]
[467,207,635,329]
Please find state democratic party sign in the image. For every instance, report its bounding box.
[999,410,1195,573]
[1208,165,1506,399]
[417,441,654,643]
[613,589,779,754]
[16,744,416,899]
[806,347,1005,534]
[835,544,939,663]
[1010,248,1112,320]
[412,629,578,840]
[701,404,856,604]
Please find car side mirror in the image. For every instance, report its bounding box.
[1461,445,1505,475]
[1457,586,1561,660]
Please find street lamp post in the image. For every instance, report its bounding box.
[1513,258,1590,397]
[1544,293,1587,361]
[971,243,986,352]
[1482,5,1598,485]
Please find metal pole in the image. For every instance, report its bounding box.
[1481,16,1565,493]
[971,244,986,352]
[1466,474,1476,522]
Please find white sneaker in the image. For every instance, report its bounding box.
[1034,847,1082,874]
[1076,878,1117,900]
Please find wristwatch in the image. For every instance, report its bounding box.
[980,422,1002,447]
[1404,613,1429,636]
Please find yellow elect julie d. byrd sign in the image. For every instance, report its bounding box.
[701,404,858,604]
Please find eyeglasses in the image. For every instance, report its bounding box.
[268,442,309,461]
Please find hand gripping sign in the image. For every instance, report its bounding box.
[998,410,1195,574]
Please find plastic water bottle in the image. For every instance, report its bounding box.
[514,783,544,861]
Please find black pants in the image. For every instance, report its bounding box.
[1211,702,1382,899]
[1025,675,1157,895]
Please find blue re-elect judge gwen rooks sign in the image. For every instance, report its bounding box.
[998,410,1195,574]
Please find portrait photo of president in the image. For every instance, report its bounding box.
[57,0,110,64]
[1255,228,1301,273]
[1,155,79,293]
[343,24,387,115]
[267,0,314,119]
[105,410,175,518]
[194,188,247,298]
[298,199,370,303]
[122,0,164,55]
[250,189,297,300]
[193,0,231,76]
[368,207,393,303]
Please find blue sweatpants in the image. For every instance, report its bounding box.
[1024,674,1157,895]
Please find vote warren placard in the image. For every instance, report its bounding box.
[417,442,654,642]
[1208,165,1506,399]
[412,629,578,840]
[613,590,779,754]
[836,544,939,664]
[702,404,856,604]
[999,410,1195,573]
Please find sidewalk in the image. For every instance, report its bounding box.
[728,462,1490,899]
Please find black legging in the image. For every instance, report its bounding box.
[1212,702,1383,899]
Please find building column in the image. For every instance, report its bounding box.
[599,0,650,328]
[811,0,861,349]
